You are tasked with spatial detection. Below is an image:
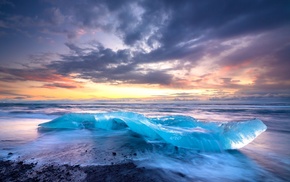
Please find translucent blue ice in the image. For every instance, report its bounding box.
[38,112,267,151]
[38,113,96,129]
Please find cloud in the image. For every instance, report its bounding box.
[0,89,31,100]
[32,0,289,64]
[41,83,81,89]
[0,0,290,99]
[2,0,290,63]
[260,44,290,82]
[49,43,176,85]
[50,43,132,75]
[0,67,70,82]
[0,66,83,89]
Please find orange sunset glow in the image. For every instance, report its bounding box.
[0,1,289,101]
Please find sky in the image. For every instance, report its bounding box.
[0,0,290,101]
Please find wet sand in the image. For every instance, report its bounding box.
[0,160,171,182]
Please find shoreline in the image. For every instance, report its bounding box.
[0,159,171,182]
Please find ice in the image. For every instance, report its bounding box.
[38,113,96,129]
[153,118,266,151]
[94,112,127,130]
[221,119,267,149]
[38,112,267,151]
[114,112,161,140]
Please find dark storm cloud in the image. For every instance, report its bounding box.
[32,0,290,64]
[2,0,290,49]
[53,0,290,70]
[49,43,174,85]
[0,67,64,82]
[219,28,290,66]
[0,0,290,92]
[85,69,173,85]
[0,66,82,89]
[140,0,290,53]
[49,43,132,75]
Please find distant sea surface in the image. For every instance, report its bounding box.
[0,101,289,181]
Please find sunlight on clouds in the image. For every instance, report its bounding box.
[138,60,179,71]
[81,29,128,51]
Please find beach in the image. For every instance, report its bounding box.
[1,1,290,181]
[0,160,174,182]
[0,101,289,181]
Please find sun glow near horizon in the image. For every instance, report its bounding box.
[0,0,289,101]
[0,77,237,101]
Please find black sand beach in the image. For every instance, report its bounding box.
[0,160,172,182]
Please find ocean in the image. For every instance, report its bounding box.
[0,101,289,181]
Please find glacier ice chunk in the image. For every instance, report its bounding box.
[221,119,267,149]
[38,112,267,151]
[153,118,266,151]
[94,112,127,130]
[38,113,96,129]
